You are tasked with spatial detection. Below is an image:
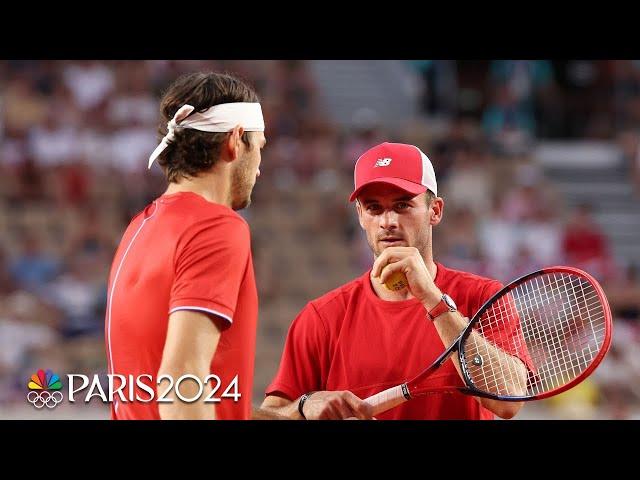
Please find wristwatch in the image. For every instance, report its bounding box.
[427,294,457,321]
[298,391,316,419]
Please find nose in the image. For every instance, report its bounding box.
[379,209,398,231]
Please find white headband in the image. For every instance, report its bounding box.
[148,102,265,169]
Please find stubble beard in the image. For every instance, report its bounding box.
[230,157,256,211]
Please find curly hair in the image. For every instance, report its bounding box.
[156,72,259,183]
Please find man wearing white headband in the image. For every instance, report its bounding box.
[105,72,269,420]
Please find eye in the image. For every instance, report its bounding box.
[366,204,382,214]
[395,202,410,210]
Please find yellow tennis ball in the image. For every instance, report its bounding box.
[384,271,408,291]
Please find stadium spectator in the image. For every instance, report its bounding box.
[561,203,614,282]
[9,232,60,291]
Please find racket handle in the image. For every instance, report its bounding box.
[364,384,408,416]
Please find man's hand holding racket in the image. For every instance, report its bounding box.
[298,391,375,420]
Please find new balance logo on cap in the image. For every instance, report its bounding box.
[375,158,392,167]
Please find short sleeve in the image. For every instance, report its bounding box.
[265,302,328,401]
[169,215,250,326]
[478,279,503,306]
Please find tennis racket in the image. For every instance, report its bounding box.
[364,266,612,415]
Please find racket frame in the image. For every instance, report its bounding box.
[403,266,612,402]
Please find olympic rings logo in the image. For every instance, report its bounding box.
[27,390,64,409]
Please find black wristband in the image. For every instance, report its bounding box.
[298,391,316,419]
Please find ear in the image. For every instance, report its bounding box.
[223,125,245,163]
[355,200,365,229]
[429,197,444,226]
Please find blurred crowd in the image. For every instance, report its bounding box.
[1,60,639,419]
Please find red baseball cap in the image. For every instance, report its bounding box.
[349,142,438,202]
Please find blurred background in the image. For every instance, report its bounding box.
[1,60,639,419]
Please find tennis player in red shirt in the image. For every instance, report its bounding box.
[261,142,526,420]
[105,72,267,420]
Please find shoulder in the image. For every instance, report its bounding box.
[437,263,505,316]
[292,273,369,331]
[178,202,250,243]
[309,273,368,316]
[289,274,367,339]
[159,193,249,230]
[184,197,248,229]
[160,198,250,260]
[437,263,503,298]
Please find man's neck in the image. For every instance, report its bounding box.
[164,169,231,207]
[370,255,437,302]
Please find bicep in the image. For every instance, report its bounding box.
[159,309,224,375]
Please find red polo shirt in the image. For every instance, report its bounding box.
[106,191,258,420]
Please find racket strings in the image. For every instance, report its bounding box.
[461,272,606,397]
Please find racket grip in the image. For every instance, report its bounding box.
[364,384,408,416]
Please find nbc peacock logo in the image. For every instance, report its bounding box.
[27,369,64,409]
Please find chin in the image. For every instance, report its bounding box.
[232,196,251,211]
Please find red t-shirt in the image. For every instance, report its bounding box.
[266,262,504,420]
[105,191,258,420]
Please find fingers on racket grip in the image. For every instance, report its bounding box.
[364,385,407,416]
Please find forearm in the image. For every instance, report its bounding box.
[260,397,304,420]
[251,406,292,420]
[464,329,527,418]
[429,308,471,379]
[464,330,528,397]
[428,308,526,418]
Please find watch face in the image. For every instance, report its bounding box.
[442,294,457,311]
